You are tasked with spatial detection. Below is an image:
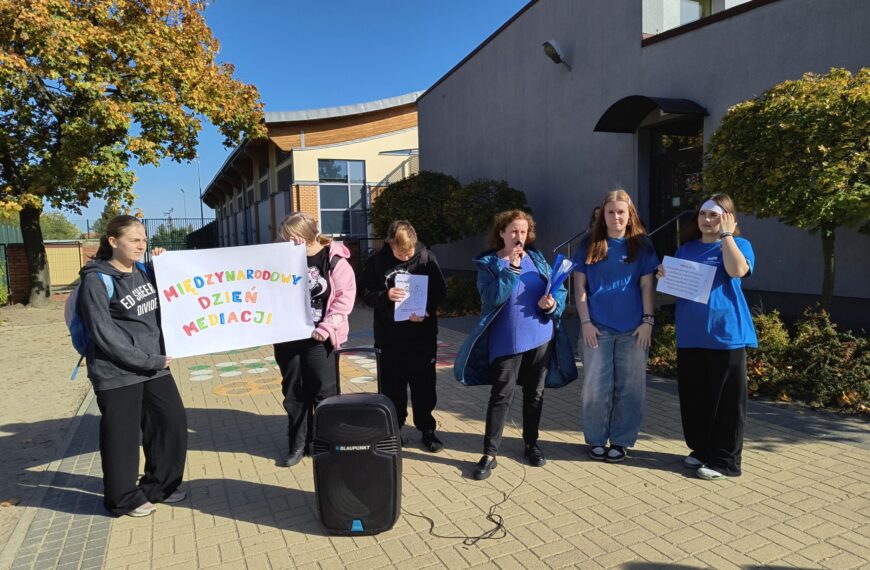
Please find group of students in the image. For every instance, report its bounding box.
[75,190,756,518]
[76,213,449,517]
[452,190,755,483]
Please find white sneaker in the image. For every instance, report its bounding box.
[696,466,726,481]
[126,502,157,517]
[163,490,187,504]
[683,455,704,469]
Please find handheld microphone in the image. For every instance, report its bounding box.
[515,240,524,259]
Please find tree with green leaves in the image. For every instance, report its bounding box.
[40,211,80,240]
[704,67,870,310]
[0,0,266,305]
[370,172,530,247]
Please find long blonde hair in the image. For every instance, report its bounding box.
[279,212,332,246]
[585,189,649,264]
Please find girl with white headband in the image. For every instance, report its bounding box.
[657,193,757,481]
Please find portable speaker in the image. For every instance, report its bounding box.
[311,348,402,535]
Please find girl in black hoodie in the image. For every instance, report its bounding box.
[362,220,447,451]
[77,215,187,517]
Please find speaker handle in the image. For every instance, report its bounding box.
[332,347,382,396]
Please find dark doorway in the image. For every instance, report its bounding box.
[648,118,704,258]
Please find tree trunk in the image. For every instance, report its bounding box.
[820,225,835,313]
[19,205,51,307]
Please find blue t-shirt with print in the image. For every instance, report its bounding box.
[674,237,758,350]
[572,236,659,333]
[488,255,553,361]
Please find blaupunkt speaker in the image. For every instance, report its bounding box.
[311,348,401,535]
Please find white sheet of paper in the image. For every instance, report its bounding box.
[152,242,314,358]
[393,274,428,322]
[656,255,717,304]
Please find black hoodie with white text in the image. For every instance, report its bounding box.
[77,259,169,391]
[361,243,447,347]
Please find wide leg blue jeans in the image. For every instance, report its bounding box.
[581,328,648,448]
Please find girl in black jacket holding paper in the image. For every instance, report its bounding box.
[77,215,187,517]
[362,220,448,451]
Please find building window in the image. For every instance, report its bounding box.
[642,0,751,37]
[276,163,293,195]
[258,175,269,202]
[318,159,368,236]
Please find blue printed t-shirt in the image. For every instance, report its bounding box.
[674,237,758,350]
[488,255,553,361]
[572,237,659,333]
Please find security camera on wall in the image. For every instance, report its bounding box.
[542,39,571,71]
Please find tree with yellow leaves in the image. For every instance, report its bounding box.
[0,0,266,305]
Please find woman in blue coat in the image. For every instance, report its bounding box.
[454,210,577,480]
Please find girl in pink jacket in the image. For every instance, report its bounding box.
[273,213,356,467]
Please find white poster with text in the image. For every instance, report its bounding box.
[656,255,717,304]
[152,243,313,358]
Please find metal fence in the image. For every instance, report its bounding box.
[0,223,23,245]
[140,217,215,250]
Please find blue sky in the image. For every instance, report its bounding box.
[62,0,530,228]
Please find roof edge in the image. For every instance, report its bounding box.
[264,91,423,124]
[418,0,540,102]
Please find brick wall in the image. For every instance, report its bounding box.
[6,244,30,304]
[293,185,319,220]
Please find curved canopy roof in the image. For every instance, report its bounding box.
[593,96,708,133]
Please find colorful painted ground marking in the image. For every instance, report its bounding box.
[212,376,281,397]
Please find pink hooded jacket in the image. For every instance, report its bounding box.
[314,241,356,349]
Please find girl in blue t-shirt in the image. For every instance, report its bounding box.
[573,190,658,463]
[657,193,757,481]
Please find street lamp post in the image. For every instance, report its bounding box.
[196,157,204,222]
[180,188,187,219]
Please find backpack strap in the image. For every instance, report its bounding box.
[97,273,115,299]
[329,254,342,272]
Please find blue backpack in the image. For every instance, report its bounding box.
[65,262,149,380]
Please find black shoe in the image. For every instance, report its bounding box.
[524,443,546,467]
[605,445,626,463]
[421,430,444,453]
[284,449,304,467]
[473,455,497,480]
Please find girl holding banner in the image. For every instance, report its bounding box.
[572,190,658,463]
[76,215,187,517]
[274,213,356,468]
[454,210,577,481]
[658,194,756,481]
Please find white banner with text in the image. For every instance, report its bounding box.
[152,243,314,358]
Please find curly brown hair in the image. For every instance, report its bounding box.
[488,210,536,250]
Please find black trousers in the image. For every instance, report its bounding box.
[676,348,747,476]
[95,374,187,516]
[483,341,551,456]
[274,338,336,454]
[380,340,437,432]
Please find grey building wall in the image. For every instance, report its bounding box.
[419,0,870,301]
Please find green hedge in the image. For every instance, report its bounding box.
[0,262,8,307]
[649,307,869,413]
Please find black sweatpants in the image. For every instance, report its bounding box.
[483,341,551,456]
[95,373,187,516]
[676,348,747,476]
[274,338,336,454]
[380,340,437,432]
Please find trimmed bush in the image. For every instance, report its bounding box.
[646,306,868,413]
[438,276,480,318]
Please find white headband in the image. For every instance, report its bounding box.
[700,200,725,215]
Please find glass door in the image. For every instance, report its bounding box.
[648,118,703,258]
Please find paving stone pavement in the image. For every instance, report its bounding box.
[3,306,869,569]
